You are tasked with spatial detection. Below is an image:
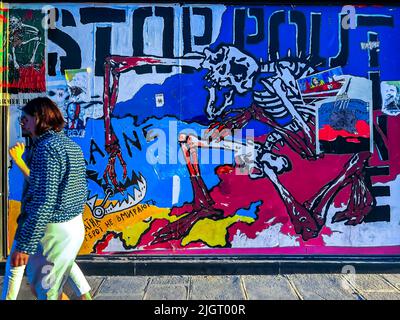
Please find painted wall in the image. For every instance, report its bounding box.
[3,3,400,255]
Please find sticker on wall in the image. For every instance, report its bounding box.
[316,75,373,154]
[47,72,103,138]
[6,9,45,93]
[297,67,344,104]
[65,68,92,102]
[47,75,69,109]
[381,81,400,116]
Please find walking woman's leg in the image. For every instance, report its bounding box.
[26,215,86,300]
[1,241,26,300]
[67,262,92,300]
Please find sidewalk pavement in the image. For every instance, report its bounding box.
[1,273,400,300]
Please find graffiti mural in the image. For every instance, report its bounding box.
[4,3,400,255]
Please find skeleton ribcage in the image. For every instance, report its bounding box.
[252,80,316,146]
[253,89,315,119]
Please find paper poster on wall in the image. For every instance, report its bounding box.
[316,75,373,154]
[5,3,400,256]
[6,9,45,93]
[381,81,400,116]
[63,68,92,138]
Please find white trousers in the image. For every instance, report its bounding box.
[2,214,90,300]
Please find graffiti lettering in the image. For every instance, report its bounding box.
[123,131,142,157]
[89,138,105,165]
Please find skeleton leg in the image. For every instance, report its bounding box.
[28,38,40,64]
[303,152,374,227]
[261,164,320,240]
[151,134,223,244]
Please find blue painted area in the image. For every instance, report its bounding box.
[235,200,262,219]
[80,116,237,208]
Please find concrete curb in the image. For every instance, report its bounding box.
[2,256,400,276]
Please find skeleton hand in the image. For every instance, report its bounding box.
[204,108,254,142]
[205,87,235,120]
[103,141,127,194]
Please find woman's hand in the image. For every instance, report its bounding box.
[11,250,29,267]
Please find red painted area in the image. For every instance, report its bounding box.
[6,62,46,92]
[369,111,400,184]
[219,144,355,246]
[23,10,33,21]
[318,120,370,142]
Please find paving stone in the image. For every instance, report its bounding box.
[286,274,358,300]
[149,276,190,286]
[362,292,400,300]
[16,277,36,300]
[144,284,188,300]
[95,295,141,300]
[380,274,400,290]
[351,274,398,292]
[64,276,105,300]
[190,276,245,300]
[0,277,35,300]
[242,275,299,300]
[96,276,148,300]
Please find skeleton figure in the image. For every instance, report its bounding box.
[9,15,41,70]
[204,47,319,160]
[100,45,374,243]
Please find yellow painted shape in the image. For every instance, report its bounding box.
[79,201,172,254]
[182,215,254,247]
[7,200,21,253]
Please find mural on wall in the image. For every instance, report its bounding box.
[5,3,400,255]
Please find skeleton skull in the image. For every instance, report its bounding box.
[9,16,22,30]
[201,45,259,94]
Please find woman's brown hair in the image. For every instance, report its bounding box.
[22,97,65,136]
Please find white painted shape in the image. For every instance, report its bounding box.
[231,223,299,248]
[172,175,181,205]
[102,236,126,253]
[143,16,164,57]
